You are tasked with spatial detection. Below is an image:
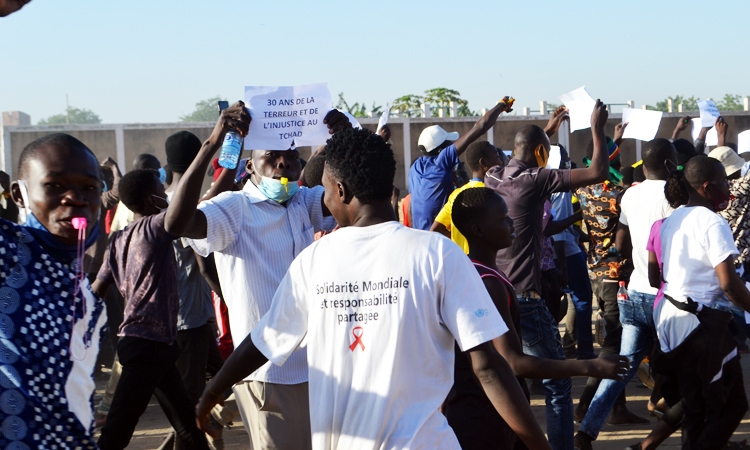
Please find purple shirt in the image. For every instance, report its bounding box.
[98,212,180,343]
[485,160,571,294]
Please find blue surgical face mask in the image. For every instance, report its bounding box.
[258,177,299,203]
[158,167,167,184]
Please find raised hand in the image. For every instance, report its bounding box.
[378,124,392,142]
[716,116,728,146]
[671,116,692,139]
[590,99,608,131]
[323,109,353,135]
[217,101,251,137]
[544,105,569,137]
[614,122,628,145]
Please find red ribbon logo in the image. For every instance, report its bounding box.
[349,326,365,352]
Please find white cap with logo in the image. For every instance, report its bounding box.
[418,125,460,153]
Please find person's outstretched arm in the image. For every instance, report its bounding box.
[671,116,691,140]
[569,100,609,190]
[484,278,628,380]
[165,101,250,239]
[195,333,268,437]
[544,106,569,138]
[453,97,513,156]
[466,342,551,450]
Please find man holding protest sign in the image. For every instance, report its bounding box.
[165,99,339,449]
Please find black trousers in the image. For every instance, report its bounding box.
[98,336,209,450]
[175,323,224,406]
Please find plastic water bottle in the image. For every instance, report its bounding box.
[218,130,242,169]
[616,281,629,302]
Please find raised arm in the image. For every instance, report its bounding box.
[671,116,692,140]
[716,117,728,147]
[544,106,569,138]
[164,101,250,238]
[453,97,513,156]
[569,100,609,190]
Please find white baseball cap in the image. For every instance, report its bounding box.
[418,125,459,153]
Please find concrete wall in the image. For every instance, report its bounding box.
[3,111,750,194]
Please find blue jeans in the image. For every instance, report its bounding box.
[567,252,595,359]
[579,290,655,439]
[518,297,573,450]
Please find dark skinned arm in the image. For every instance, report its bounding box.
[569,100,610,190]
[648,251,661,290]
[717,257,750,313]
[429,221,451,238]
[544,106,569,138]
[466,341,551,450]
[453,97,512,157]
[543,210,582,237]
[484,278,628,379]
[195,252,223,299]
[164,102,251,238]
[615,223,633,261]
[716,117,728,147]
[671,116,692,140]
[202,164,240,202]
[553,240,569,288]
[196,333,269,438]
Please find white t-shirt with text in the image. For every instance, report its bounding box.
[251,221,508,450]
[619,179,674,294]
[655,206,738,352]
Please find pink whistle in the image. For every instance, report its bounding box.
[71,217,87,230]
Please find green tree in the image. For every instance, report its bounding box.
[180,96,223,122]
[335,93,382,118]
[423,87,474,116]
[391,94,424,118]
[717,94,745,111]
[38,106,101,124]
[649,95,699,112]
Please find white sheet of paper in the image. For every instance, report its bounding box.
[244,83,333,150]
[621,108,663,141]
[558,86,596,132]
[691,118,718,147]
[377,103,390,132]
[738,130,750,154]
[698,100,720,128]
[0,187,6,210]
[546,145,562,169]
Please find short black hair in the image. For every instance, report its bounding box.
[673,139,699,167]
[452,187,501,238]
[303,155,326,187]
[325,128,395,204]
[133,154,161,171]
[633,165,645,183]
[19,133,95,178]
[642,138,676,175]
[118,169,161,214]
[465,141,495,172]
[665,155,724,208]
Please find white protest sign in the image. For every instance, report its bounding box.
[377,103,391,133]
[558,86,596,132]
[738,130,750,155]
[621,108,663,141]
[244,83,333,150]
[546,145,562,169]
[698,99,720,128]
[691,118,718,147]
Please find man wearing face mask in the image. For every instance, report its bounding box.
[6,133,108,448]
[165,101,338,450]
[484,101,611,450]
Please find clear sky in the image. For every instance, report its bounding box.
[1,0,748,124]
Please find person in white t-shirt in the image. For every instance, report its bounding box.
[575,138,678,450]
[649,155,750,448]
[194,127,551,450]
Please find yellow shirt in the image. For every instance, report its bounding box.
[434,180,484,254]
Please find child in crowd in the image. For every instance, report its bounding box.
[92,169,209,450]
[444,187,628,450]
[194,128,552,450]
[650,155,750,448]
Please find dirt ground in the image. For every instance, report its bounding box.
[93,335,750,449]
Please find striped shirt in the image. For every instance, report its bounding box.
[188,181,336,384]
